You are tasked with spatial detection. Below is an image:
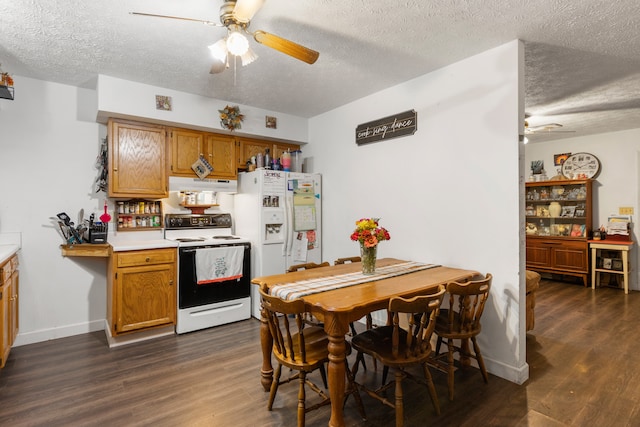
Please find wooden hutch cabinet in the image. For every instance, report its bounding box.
[525,179,593,285]
[108,119,169,198]
[107,248,176,336]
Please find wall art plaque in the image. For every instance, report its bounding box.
[355,109,417,145]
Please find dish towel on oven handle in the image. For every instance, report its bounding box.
[195,246,244,285]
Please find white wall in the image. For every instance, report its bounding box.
[525,128,640,289]
[308,40,527,383]
[97,75,309,143]
[0,77,107,343]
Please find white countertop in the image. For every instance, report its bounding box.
[109,239,178,252]
[0,244,20,265]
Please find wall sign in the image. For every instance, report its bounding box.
[355,109,417,145]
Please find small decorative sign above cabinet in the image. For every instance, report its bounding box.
[355,109,417,145]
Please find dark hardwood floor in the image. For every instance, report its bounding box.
[2,279,640,426]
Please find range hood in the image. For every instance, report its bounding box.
[168,176,237,193]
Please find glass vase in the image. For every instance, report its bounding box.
[360,244,377,275]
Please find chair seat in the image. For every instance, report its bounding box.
[435,310,481,339]
[273,326,330,370]
[351,325,431,368]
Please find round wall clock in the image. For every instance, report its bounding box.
[561,152,601,179]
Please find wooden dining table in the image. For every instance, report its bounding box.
[252,258,479,427]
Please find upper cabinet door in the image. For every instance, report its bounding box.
[237,137,271,169]
[169,128,205,176]
[108,119,168,198]
[205,134,237,179]
[168,129,238,179]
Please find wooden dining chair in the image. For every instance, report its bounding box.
[259,288,365,427]
[432,273,492,401]
[350,285,446,427]
[286,261,330,273]
[286,262,330,327]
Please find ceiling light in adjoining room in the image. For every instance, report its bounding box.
[226,30,249,56]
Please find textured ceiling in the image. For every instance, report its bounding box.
[1,0,639,143]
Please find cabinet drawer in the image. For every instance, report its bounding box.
[1,255,17,285]
[117,249,176,267]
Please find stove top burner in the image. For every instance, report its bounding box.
[213,235,241,240]
[174,237,206,242]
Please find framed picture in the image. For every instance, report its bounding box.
[265,116,277,129]
[155,95,172,111]
[570,223,585,237]
[561,205,576,217]
[554,153,571,166]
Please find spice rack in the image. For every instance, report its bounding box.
[116,199,163,231]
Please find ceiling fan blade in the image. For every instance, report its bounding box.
[233,0,265,23]
[130,12,222,27]
[253,30,319,64]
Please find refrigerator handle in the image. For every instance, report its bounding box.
[285,188,294,256]
[282,191,289,256]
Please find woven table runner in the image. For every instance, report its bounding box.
[271,261,441,300]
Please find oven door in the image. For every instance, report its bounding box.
[178,242,251,309]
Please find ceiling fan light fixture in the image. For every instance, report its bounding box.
[240,46,258,66]
[226,30,249,56]
[208,39,228,62]
[232,0,265,23]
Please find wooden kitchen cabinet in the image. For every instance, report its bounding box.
[206,133,237,178]
[272,142,301,163]
[108,248,176,336]
[108,119,168,198]
[169,128,237,179]
[525,179,592,285]
[237,137,300,169]
[169,128,205,176]
[0,254,18,368]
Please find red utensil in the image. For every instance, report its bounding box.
[100,200,111,223]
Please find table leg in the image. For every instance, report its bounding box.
[591,247,596,289]
[260,303,274,392]
[623,250,629,294]
[326,316,348,427]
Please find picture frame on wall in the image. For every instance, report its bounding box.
[554,153,571,166]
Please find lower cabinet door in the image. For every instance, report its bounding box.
[115,263,176,334]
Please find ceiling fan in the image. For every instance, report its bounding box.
[131,0,320,74]
[524,113,576,135]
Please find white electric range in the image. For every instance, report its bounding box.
[164,213,252,334]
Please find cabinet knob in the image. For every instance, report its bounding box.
[113,168,118,172]
[169,280,174,286]
[145,257,151,262]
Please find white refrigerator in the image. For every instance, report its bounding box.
[234,170,322,318]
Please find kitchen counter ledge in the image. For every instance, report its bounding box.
[61,239,178,257]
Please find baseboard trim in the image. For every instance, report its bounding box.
[13,319,105,347]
